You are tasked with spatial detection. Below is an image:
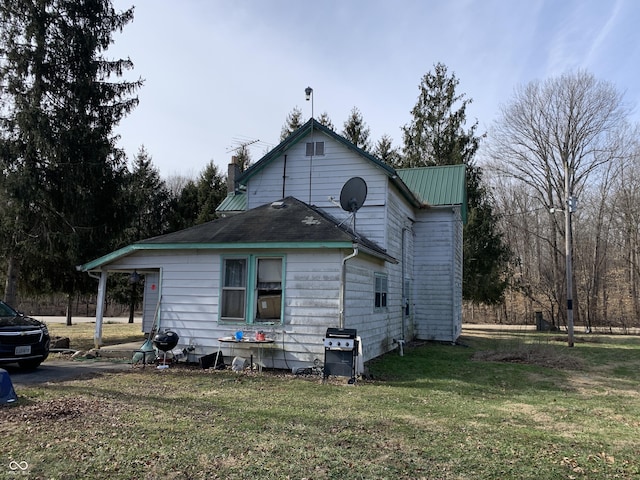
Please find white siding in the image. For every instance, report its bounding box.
[412,206,463,342]
[141,272,160,333]
[246,133,392,248]
[103,248,360,370]
[95,130,464,368]
[340,185,417,361]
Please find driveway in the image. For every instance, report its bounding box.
[5,359,133,386]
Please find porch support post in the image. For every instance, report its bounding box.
[94,271,107,348]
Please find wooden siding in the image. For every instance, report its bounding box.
[412,207,463,342]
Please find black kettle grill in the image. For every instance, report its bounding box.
[152,331,179,367]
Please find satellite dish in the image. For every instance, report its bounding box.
[340,177,368,213]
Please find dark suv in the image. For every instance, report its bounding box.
[0,300,50,369]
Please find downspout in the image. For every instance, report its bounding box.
[282,154,287,198]
[401,227,409,353]
[339,246,359,329]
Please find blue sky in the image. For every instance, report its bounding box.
[108,0,640,178]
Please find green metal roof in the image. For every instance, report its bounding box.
[216,192,247,213]
[397,164,467,221]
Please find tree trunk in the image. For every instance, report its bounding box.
[4,255,20,306]
[128,283,136,323]
[66,294,73,326]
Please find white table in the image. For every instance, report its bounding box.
[215,337,275,373]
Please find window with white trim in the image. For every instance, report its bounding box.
[374,273,388,309]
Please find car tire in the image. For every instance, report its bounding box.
[18,359,42,370]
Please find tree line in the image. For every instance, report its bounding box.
[485,71,640,332]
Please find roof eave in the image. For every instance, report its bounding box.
[79,241,358,272]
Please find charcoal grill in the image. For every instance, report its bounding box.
[153,331,179,368]
[323,328,358,382]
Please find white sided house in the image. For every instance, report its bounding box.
[79,119,466,371]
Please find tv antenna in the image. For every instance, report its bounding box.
[339,177,367,234]
[226,138,259,154]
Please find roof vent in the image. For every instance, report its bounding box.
[271,201,285,209]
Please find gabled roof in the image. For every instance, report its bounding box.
[79,197,396,271]
[397,164,467,222]
[236,119,424,209]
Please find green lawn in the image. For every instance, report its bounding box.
[2,326,639,479]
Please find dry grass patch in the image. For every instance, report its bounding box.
[471,343,586,370]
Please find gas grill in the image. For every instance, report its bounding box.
[323,328,358,381]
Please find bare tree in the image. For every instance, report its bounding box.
[610,138,640,328]
[488,70,631,332]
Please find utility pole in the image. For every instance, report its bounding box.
[564,160,575,347]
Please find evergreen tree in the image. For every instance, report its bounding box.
[167,179,199,232]
[195,161,227,224]
[121,146,171,243]
[0,0,142,318]
[401,62,480,168]
[233,145,252,172]
[317,112,335,131]
[342,106,371,152]
[402,63,510,304]
[374,134,401,166]
[280,106,304,141]
[463,166,511,304]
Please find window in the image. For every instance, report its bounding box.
[221,258,247,321]
[375,273,388,309]
[220,256,284,324]
[305,141,325,156]
[255,257,283,322]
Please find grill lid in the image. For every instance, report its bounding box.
[153,331,179,351]
[325,328,357,339]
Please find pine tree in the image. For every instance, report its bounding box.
[195,161,227,224]
[317,112,335,131]
[0,0,142,317]
[280,107,305,140]
[122,146,171,242]
[233,145,252,172]
[402,63,510,304]
[401,62,480,168]
[374,134,401,166]
[342,107,371,152]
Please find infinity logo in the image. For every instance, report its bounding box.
[9,461,28,471]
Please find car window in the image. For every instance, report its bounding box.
[0,302,17,317]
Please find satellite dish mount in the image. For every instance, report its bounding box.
[339,177,368,234]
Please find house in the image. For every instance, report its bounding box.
[79,119,466,371]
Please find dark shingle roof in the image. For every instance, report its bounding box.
[79,197,395,272]
[140,197,393,259]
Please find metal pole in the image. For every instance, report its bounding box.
[564,163,575,347]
